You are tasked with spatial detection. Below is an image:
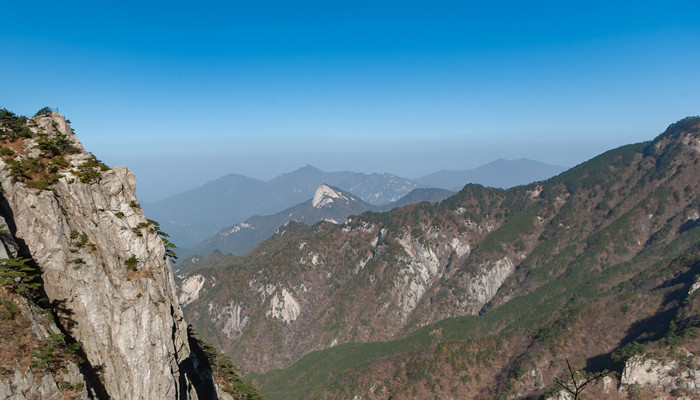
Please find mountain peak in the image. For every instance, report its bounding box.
[651,116,700,153]
[296,164,322,173]
[269,165,324,184]
[312,184,350,208]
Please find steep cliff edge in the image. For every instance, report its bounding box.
[0,109,242,399]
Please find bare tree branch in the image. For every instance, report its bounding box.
[552,358,610,400]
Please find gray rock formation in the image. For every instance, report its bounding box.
[0,112,232,399]
[620,351,700,396]
[0,213,90,399]
[0,291,91,400]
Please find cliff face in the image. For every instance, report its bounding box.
[0,286,89,400]
[0,111,231,399]
[0,212,89,399]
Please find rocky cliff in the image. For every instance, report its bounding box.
[0,212,89,399]
[0,109,242,399]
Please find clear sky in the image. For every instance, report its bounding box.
[3,0,699,202]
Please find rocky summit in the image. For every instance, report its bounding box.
[0,109,260,399]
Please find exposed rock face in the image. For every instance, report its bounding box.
[0,112,231,399]
[311,184,354,208]
[393,231,444,319]
[621,353,700,395]
[266,287,301,323]
[180,274,206,307]
[180,210,513,373]
[0,289,90,400]
[467,256,513,304]
[0,218,90,399]
[219,301,248,338]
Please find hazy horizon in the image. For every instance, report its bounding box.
[3,1,699,202]
[134,157,571,203]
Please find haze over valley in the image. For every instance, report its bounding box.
[143,160,566,252]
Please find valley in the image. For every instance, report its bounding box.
[2,107,699,400]
[177,117,700,399]
[4,2,698,399]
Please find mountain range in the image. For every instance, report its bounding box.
[144,161,566,250]
[4,107,700,400]
[142,166,418,249]
[181,184,454,259]
[415,158,567,191]
[177,116,700,399]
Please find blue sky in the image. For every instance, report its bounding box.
[3,1,700,202]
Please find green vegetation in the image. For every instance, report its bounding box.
[644,116,700,180]
[35,132,79,157]
[127,218,178,262]
[70,231,90,248]
[609,341,646,369]
[73,155,108,183]
[31,332,82,372]
[33,107,53,117]
[190,329,263,399]
[0,257,42,294]
[254,243,666,398]
[7,158,34,182]
[124,255,138,271]
[548,143,646,194]
[0,299,19,320]
[147,219,178,262]
[0,107,93,191]
[183,116,700,399]
[0,108,33,139]
[479,203,540,253]
[59,380,84,391]
[5,151,70,190]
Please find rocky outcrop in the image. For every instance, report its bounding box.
[621,353,700,395]
[0,112,232,399]
[180,274,206,307]
[467,256,513,305]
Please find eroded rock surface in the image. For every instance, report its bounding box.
[0,112,232,399]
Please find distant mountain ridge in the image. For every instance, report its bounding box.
[142,165,420,248]
[415,158,567,190]
[144,161,565,249]
[182,184,454,259]
[269,165,418,206]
